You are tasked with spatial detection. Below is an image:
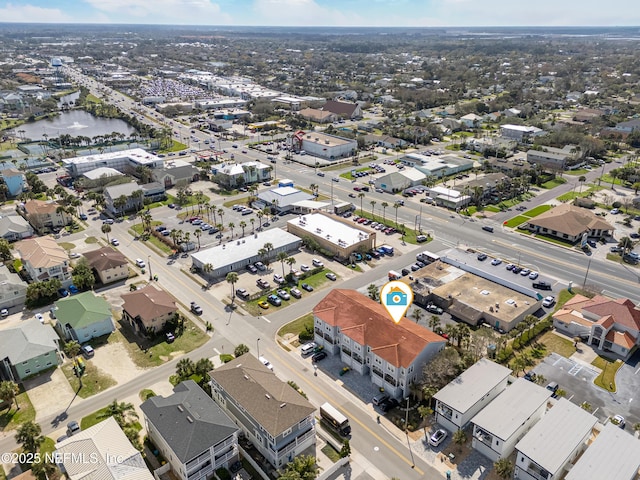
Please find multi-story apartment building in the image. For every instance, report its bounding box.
[313,289,445,398]
[15,236,72,285]
[209,355,316,470]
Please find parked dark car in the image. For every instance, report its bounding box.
[312,351,327,362]
[533,281,552,290]
[379,398,399,412]
[301,283,314,292]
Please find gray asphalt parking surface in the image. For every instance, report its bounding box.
[532,352,639,427]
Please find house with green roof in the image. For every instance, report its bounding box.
[54,291,114,343]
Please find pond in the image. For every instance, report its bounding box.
[16,110,136,142]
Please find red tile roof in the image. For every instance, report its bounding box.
[605,330,636,349]
[583,297,640,332]
[313,289,444,368]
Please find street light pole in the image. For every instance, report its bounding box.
[583,257,592,288]
[148,255,152,281]
[405,396,415,469]
[257,338,261,358]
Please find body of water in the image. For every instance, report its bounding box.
[16,110,136,142]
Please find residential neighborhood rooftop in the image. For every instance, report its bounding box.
[433,358,512,413]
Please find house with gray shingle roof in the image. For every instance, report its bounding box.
[0,214,34,242]
[141,380,239,480]
[209,355,316,469]
[0,319,60,381]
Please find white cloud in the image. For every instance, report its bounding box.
[250,0,360,26]
[83,0,233,24]
[0,3,72,22]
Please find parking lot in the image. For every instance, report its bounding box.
[531,351,640,428]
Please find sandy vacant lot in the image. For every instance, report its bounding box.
[90,342,146,384]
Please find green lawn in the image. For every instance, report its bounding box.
[565,169,590,175]
[524,204,553,217]
[278,313,314,338]
[139,389,157,401]
[81,406,109,430]
[85,236,99,244]
[112,318,209,368]
[59,242,76,250]
[321,444,341,463]
[599,174,624,186]
[504,215,529,228]
[556,289,576,310]
[0,391,35,431]
[592,357,622,392]
[40,437,56,455]
[537,331,577,358]
[62,361,117,398]
[483,205,501,213]
[158,140,187,153]
[541,178,567,189]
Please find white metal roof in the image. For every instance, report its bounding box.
[565,423,640,480]
[287,213,370,247]
[515,398,597,474]
[191,228,301,269]
[433,358,511,413]
[471,378,551,440]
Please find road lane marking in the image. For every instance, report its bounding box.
[635,366,640,375]
[275,351,424,475]
[213,348,221,355]
[262,316,271,323]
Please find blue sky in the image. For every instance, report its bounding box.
[1,0,639,27]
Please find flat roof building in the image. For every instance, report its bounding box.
[514,398,597,480]
[565,423,640,480]
[471,378,552,462]
[191,228,302,279]
[298,132,357,160]
[256,186,313,213]
[62,148,163,177]
[287,213,374,260]
[433,358,512,432]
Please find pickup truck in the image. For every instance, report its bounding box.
[532,281,552,290]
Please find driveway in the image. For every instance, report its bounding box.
[23,364,77,421]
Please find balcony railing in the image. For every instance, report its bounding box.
[474,429,493,448]
[275,428,315,458]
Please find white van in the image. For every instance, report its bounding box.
[301,342,317,356]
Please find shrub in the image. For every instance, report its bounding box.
[215,468,231,480]
[220,354,234,363]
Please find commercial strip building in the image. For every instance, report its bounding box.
[400,153,474,178]
[290,131,357,160]
[62,148,163,177]
[313,289,445,398]
[209,355,316,470]
[525,204,614,242]
[255,187,313,213]
[286,213,374,260]
[433,359,511,433]
[500,124,546,142]
[191,228,302,279]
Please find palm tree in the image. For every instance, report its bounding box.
[428,315,441,333]
[256,210,264,229]
[358,192,366,215]
[370,200,376,220]
[203,263,213,276]
[98,400,138,427]
[0,380,20,411]
[15,420,44,454]
[452,429,467,452]
[226,272,239,301]
[101,223,112,242]
[277,251,288,278]
[228,222,235,238]
[494,458,514,480]
[217,208,224,226]
[286,256,296,273]
[250,217,255,233]
[578,175,586,193]
[367,283,379,301]
[411,309,424,323]
[381,201,389,223]
[456,324,471,348]
[239,220,247,237]
[194,228,202,250]
[393,203,401,226]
